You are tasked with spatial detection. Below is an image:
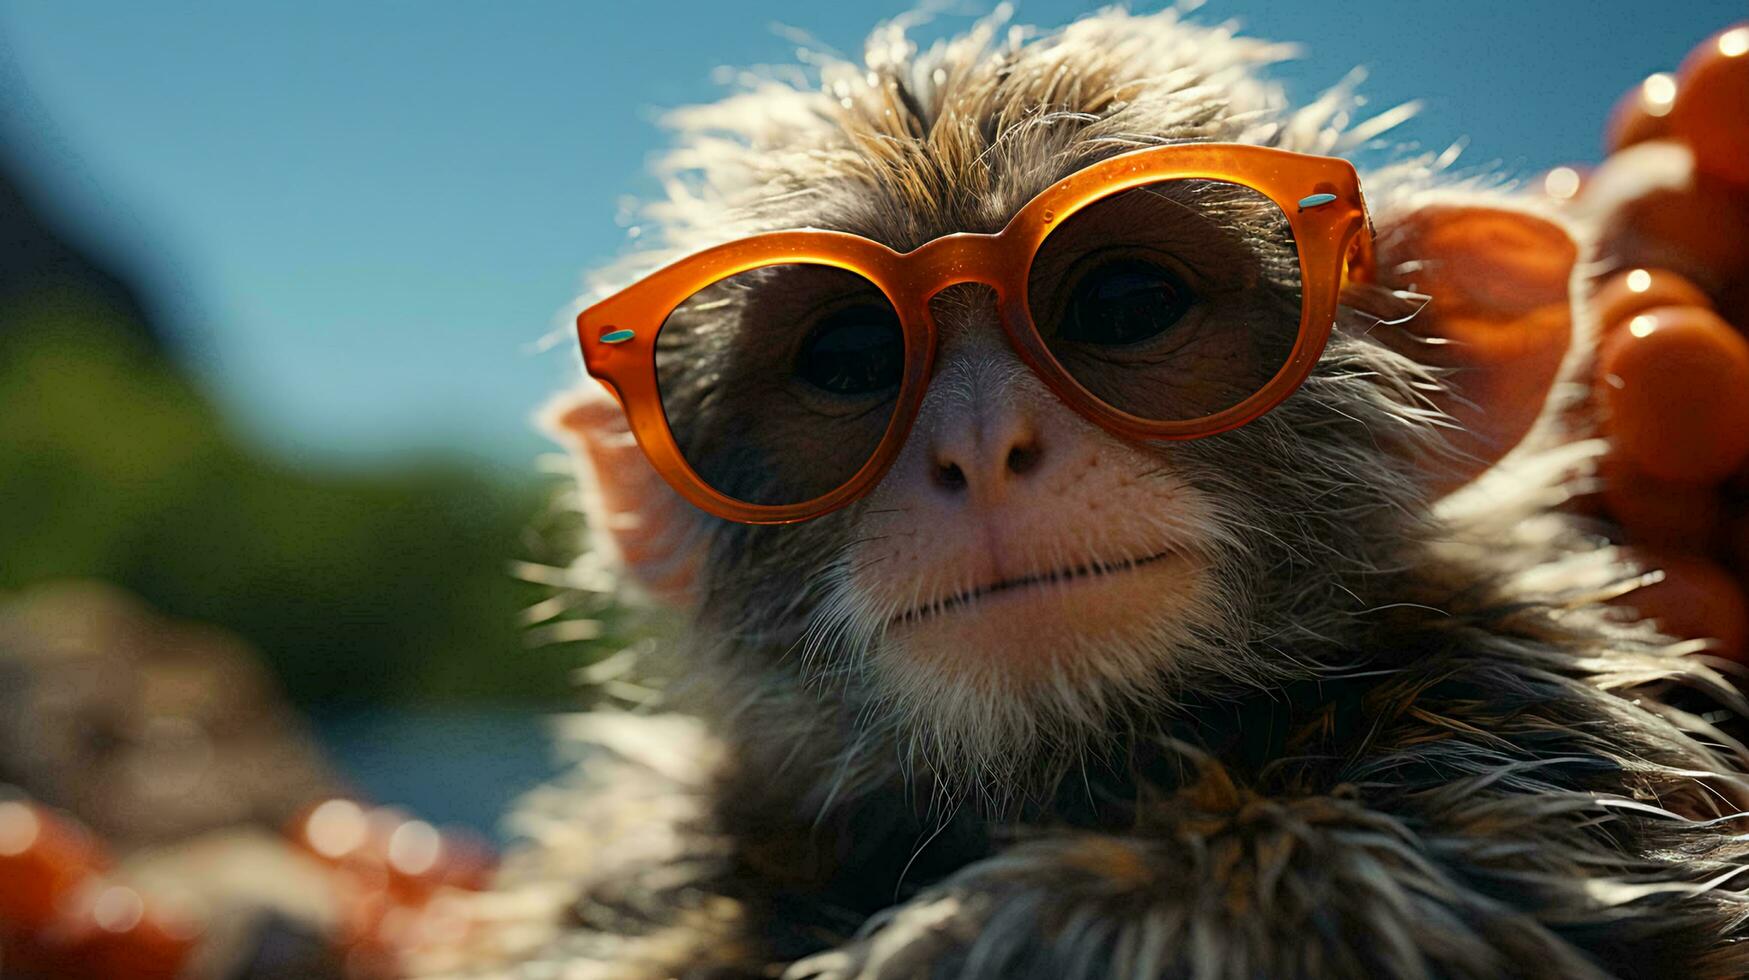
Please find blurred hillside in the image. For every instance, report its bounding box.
[0,151,606,708]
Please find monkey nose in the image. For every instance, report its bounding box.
[929,424,1046,497]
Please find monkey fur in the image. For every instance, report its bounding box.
[412,9,1749,979]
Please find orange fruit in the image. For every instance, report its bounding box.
[1598,166,1749,293]
[1600,455,1722,551]
[65,913,196,980]
[1614,548,1749,658]
[1605,72,1679,152]
[1596,305,1749,484]
[0,802,107,930]
[1589,268,1713,338]
[1670,24,1749,186]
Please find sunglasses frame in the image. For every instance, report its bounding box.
[576,142,1376,525]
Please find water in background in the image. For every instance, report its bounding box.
[311,709,563,842]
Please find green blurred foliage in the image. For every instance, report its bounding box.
[0,289,605,707]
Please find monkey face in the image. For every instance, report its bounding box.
[664,189,1315,776]
[561,181,1424,787]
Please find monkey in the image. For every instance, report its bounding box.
[410,9,1749,979]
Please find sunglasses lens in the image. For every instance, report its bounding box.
[655,263,905,508]
[1026,178,1304,424]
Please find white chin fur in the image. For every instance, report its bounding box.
[852,559,1227,802]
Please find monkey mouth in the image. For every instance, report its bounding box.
[888,548,1182,627]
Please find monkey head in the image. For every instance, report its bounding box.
[544,9,1580,801]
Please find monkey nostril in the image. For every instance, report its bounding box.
[934,460,968,491]
[929,433,1041,495]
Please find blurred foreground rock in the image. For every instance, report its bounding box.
[0,581,352,978]
[0,581,508,979]
[0,580,343,848]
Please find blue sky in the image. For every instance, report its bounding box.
[1,2,1739,473]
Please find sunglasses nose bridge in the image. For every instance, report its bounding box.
[901,232,1014,304]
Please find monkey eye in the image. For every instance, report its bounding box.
[795,302,905,395]
[1058,258,1193,347]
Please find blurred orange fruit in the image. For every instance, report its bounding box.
[1600,455,1722,551]
[1599,166,1749,293]
[62,906,195,980]
[1615,548,1749,658]
[0,802,107,931]
[1597,305,1749,484]
[1670,24,1749,186]
[1590,268,1713,337]
[1605,72,1678,152]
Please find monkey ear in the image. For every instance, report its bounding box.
[1359,197,1581,497]
[538,382,706,608]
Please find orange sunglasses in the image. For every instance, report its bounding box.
[576,142,1376,525]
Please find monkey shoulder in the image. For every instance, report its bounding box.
[788,618,1749,980]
